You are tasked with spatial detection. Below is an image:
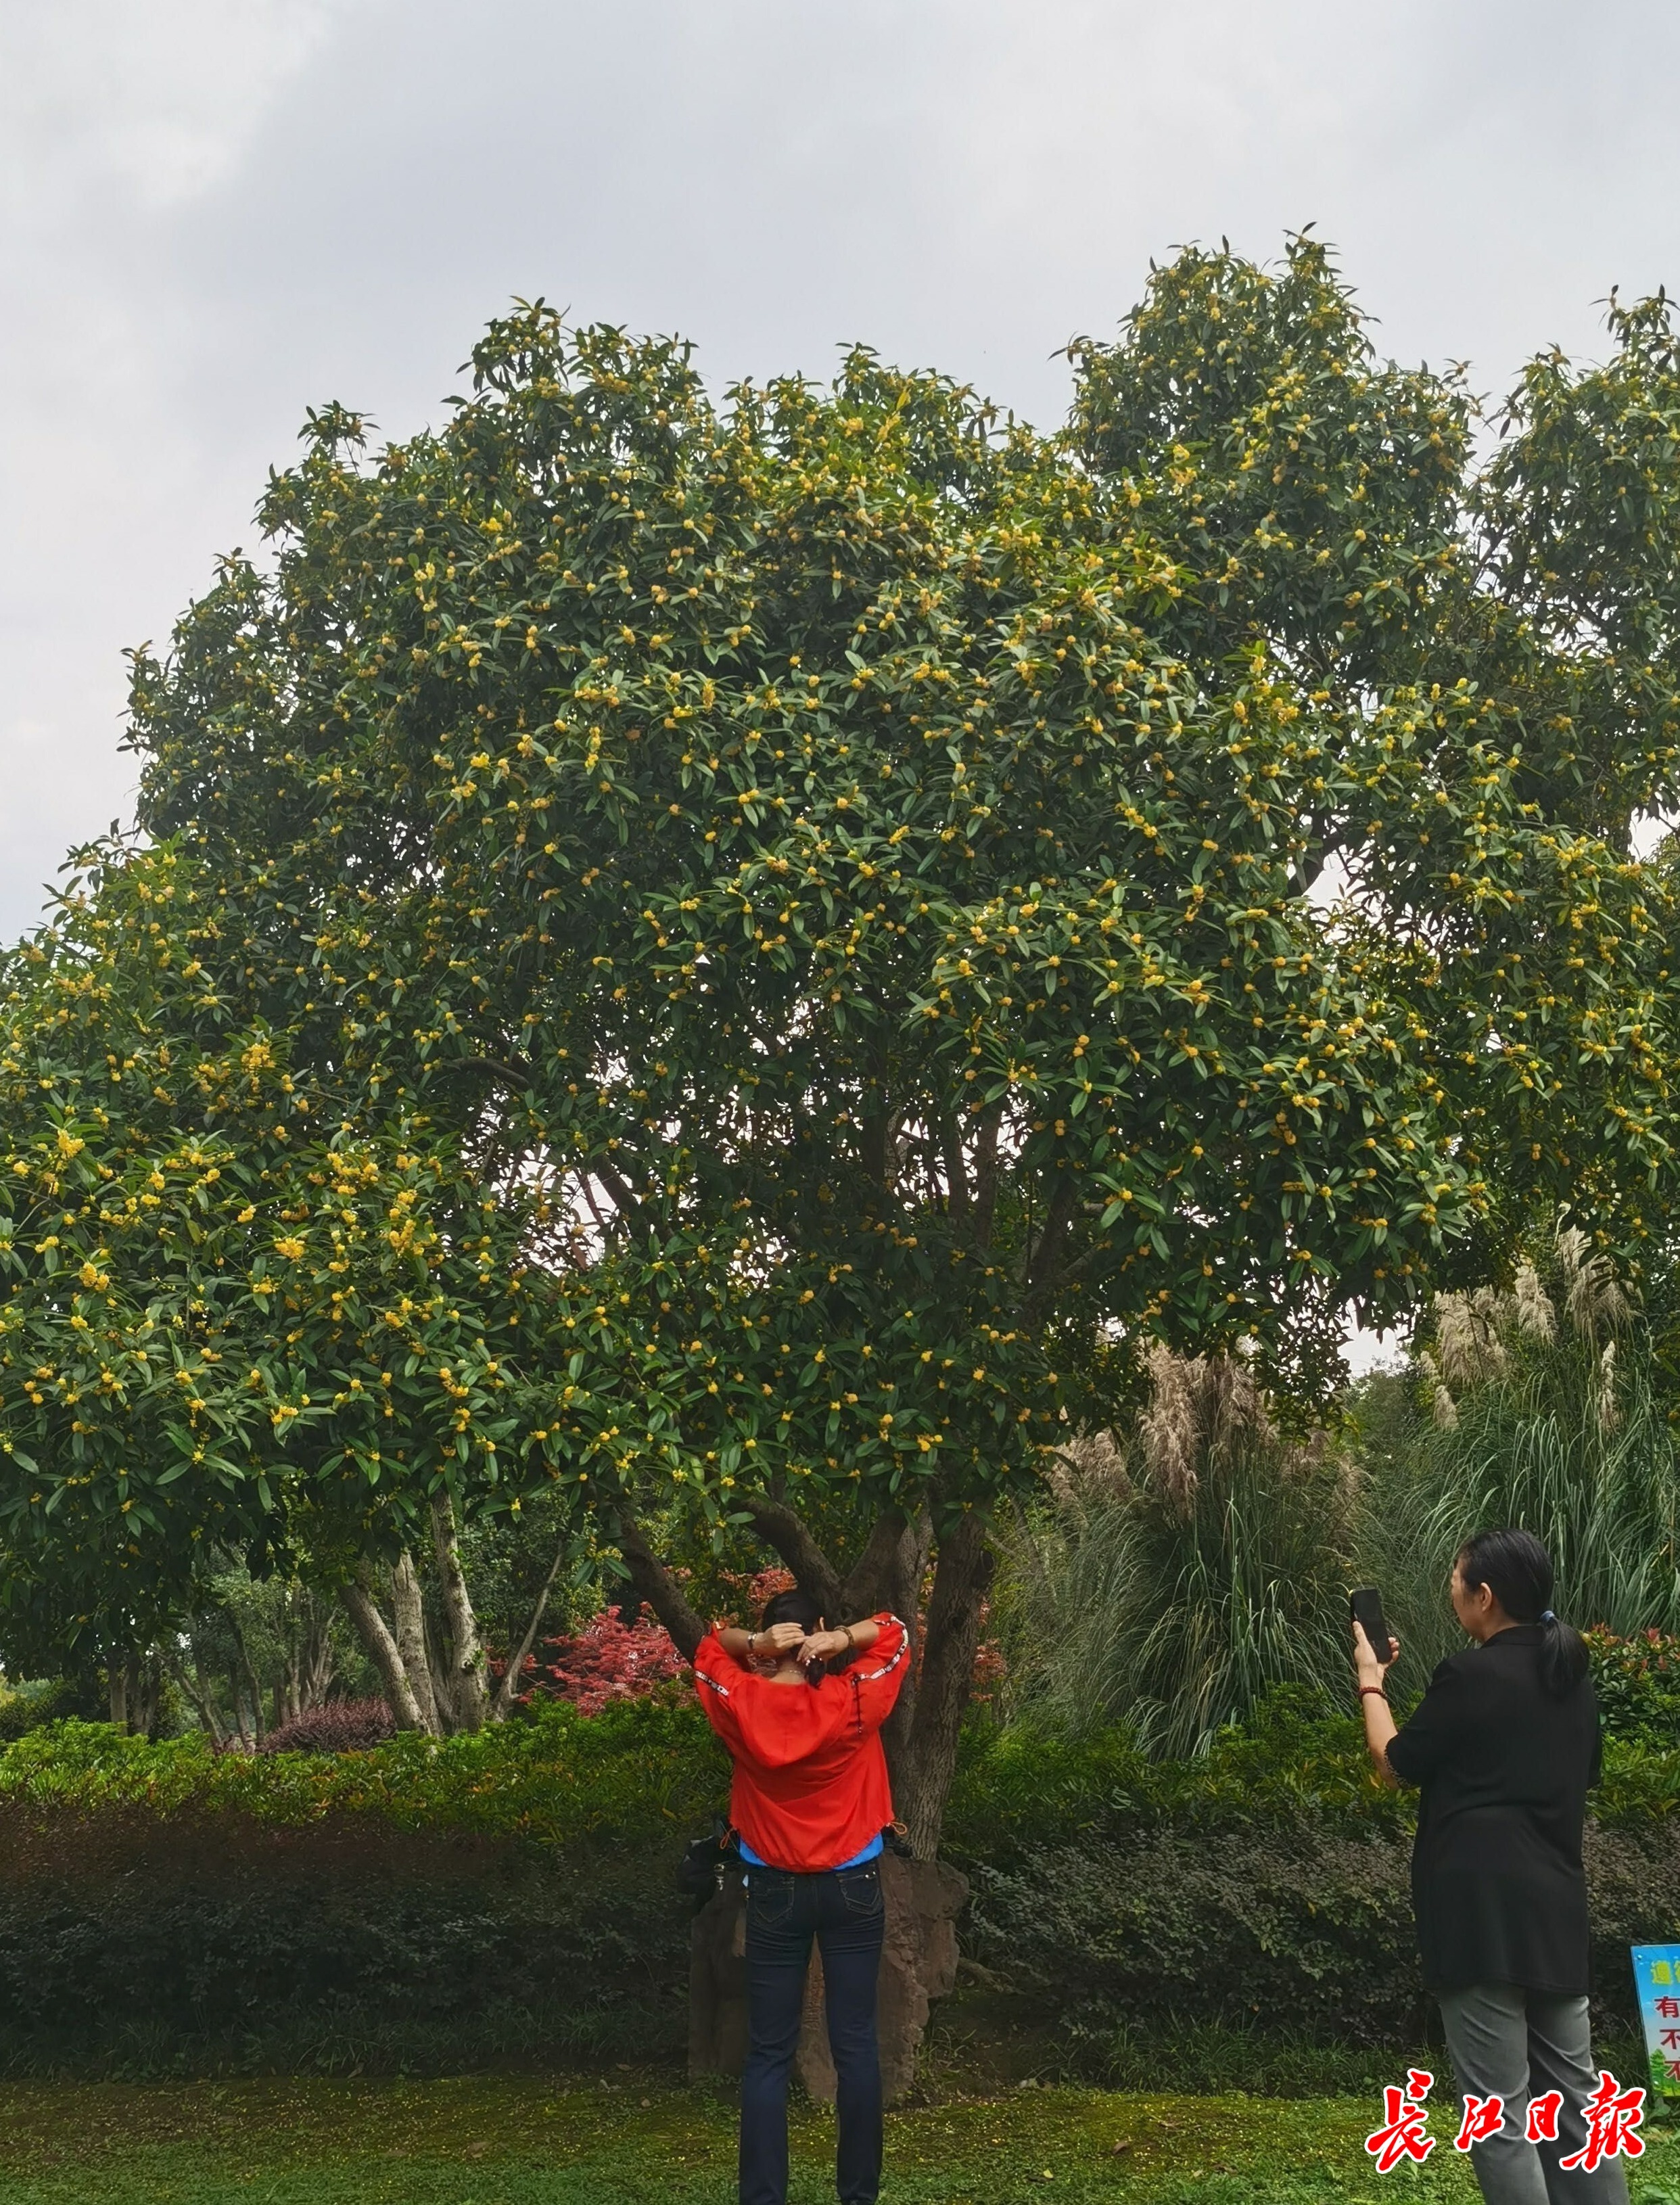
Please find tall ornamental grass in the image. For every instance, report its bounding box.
[1005,1347,1358,1757]
[1368,1228,1680,1681]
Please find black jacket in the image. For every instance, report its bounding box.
[1385,1623,1601,1995]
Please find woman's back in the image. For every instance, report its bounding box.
[1387,1621,1602,1993]
[694,1616,908,1872]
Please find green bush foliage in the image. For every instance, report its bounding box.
[0,1697,724,1854]
[0,1701,730,2074]
[1581,1627,1680,1750]
[1,1679,1676,2074]
[949,1690,1680,2055]
[0,1804,692,2074]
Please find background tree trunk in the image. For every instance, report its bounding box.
[430,1492,489,1730]
[895,1511,994,1859]
[299,1596,336,1710]
[390,1548,444,1734]
[228,1615,266,1747]
[167,1650,229,1747]
[492,1537,569,1719]
[342,1574,432,1733]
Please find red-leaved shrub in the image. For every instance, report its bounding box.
[499,1610,685,1716]
[259,1699,397,1755]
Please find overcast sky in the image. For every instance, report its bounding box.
[4,0,1675,1370]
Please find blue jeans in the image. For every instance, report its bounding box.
[740,1859,886,2205]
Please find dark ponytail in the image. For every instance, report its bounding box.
[759,1587,824,1635]
[758,1587,833,1681]
[1457,1528,1589,1699]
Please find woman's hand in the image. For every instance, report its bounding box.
[757,1622,809,1663]
[797,1628,853,1668]
[1352,1616,1401,1688]
[1351,1617,1402,1790]
[711,1619,808,1669]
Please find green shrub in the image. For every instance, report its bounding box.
[1583,1628,1680,1749]
[0,1698,733,2074]
[950,1696,1680,2058]
[0,1679,81,1744]
[0,1800,695,2076]
[1,1684,1675,2077]
[0,1693,726,1854]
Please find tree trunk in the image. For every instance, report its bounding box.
[430,1491,489,1732]
[492,1536,569,1719]
[839,1508,910,1620]
[108,1659,128,1732]
[615,1518,707,1659]
[390,1548,444,1734]
[739,1496,843,1619]
[895,1510,994,1859]
[879,1508,933,1782]
[131,1652,160,1742]
[168,1651,229,1747]
[227,1614,266,1748]
[300,1594,336,1710]
[342,1573,434,1733]
[227,1663,254,1750]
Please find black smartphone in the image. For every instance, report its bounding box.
[1349,1587,1396,1667]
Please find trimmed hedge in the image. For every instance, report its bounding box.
[0,1694,723,1851]
[1,1686,1677,2075]
[0,1803,693,2074]
[0,1699,726,2074]
[948,1694,1680,2058]
[963,1817,1680,2053]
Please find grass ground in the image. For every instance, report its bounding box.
[3,2076,1677,2205]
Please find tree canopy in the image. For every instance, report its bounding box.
[4,235,1680,1841]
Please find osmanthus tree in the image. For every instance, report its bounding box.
[0,850,607,1731]
[4,237,1680,1844]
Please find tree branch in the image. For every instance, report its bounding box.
[165,1648,229,1748]
[972,1102,1004,1247]
[590,1157,642,1220]
[429,1054,535,1094]
[492,1537,570,1720]
[937,1114,971,1232]
[615,1518,707,1661]
[1021,1171,1079,1319]
[390,1548,444,1735]
[342,1575,429,1733]
[430,1490,490,1732]
[738,1495,843,1619]
[839,1507,909,1619]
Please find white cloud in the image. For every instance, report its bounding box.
[0,2,344,217]
[3,0,1679,942]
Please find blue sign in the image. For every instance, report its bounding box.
[1631,1944,1680,2101]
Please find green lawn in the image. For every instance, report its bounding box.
[4,2075,1677,2205]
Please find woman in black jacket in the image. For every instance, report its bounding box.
[1353,1527,1628,2205]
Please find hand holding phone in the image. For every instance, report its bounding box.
[1349,1586,1397,1669]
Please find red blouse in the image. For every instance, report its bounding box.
[692,1613,909,1872]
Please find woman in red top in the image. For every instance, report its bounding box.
[695,1588,909,2205]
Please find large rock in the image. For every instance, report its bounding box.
[687,1855,969,2106]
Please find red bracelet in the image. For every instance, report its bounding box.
[1358,1685,1388,1702]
